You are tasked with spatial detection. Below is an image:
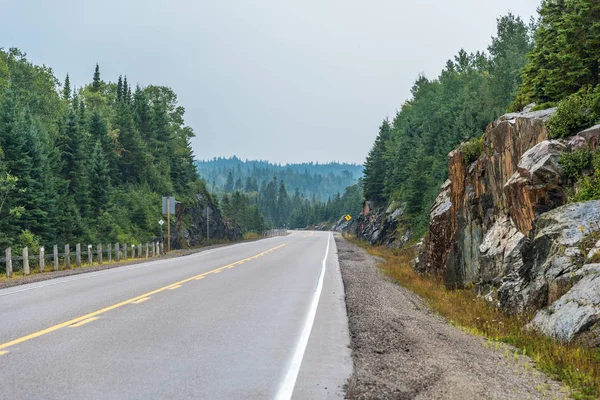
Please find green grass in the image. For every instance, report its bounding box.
[348,236,600,399]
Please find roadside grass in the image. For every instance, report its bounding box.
[347,237,600,399]
[242,232,262,240]
[0,239,236,282]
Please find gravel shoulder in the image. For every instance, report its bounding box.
[335,235,568,400]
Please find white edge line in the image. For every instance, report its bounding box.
[274,232,331,400]
[0,234,293,298]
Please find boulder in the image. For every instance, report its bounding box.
[506,200,600,312]
[568,124,600,152]
[504,140,567,233]
[529,264,600,342]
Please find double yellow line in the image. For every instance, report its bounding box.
[0,243,288,353]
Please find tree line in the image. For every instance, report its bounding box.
[219,176,363,231]
[363,1,600,236]
[0,48,206,250]
[196,156,362,201]
[362,12,535,235]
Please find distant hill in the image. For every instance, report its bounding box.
[195,156,363,200]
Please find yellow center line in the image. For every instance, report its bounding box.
[168,285,182,290]
[194,276,205,281]
[132,297,151,304]
[0,351,9,356]
[0,242,288,352]
[69,317,98,328]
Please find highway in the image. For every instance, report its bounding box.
[0,231,352,400]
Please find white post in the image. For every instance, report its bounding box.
[39,247,45,272]
[5,248,12,278]
[65,245,71,268]
[53,245,58,271]
[23,247,29,275]
[87,244,93,266]
[76,243,81,267]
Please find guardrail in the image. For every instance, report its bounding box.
[1,241,164,278]
[264,229,288,238]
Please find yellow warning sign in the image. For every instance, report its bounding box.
[345,214,352,221]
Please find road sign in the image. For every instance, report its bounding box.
[158,219,164,226]
[345,214,352,221]
[162,196,176,214]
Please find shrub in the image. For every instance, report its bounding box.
[559,148,592,181]
[547,89,599,139]
[572,151,600,202]
[462,136,483,165]
[18,229,41,253]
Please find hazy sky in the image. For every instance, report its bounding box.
[1,0,540,164]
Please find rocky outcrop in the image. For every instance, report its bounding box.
[418,108,600,343]
[504,140,567,234]
[180,194,241,247]
[354,203,410,248]
[419,109,557,283]
[529,264,600,343]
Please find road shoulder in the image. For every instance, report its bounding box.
[293,233,353,399]
[336,234,567,400]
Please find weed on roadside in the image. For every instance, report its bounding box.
[348,238,600,399]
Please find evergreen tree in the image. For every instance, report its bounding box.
[63,74,71,100]
[363,120,391,204]
[517,0,600,106]
[224,171,234,193]
[117,75,123,102]
[276,180,290,227]
[88,140,110,214]
[92,63,101,92]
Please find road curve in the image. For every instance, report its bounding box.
[0,231,352,399]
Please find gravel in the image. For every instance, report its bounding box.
[335,235,568,400]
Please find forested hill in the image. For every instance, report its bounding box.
[0,48,215,249]
[195,157,363,200]
[362,12,535,235]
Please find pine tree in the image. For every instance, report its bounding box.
[92,63,101,92]
[117,75,123,102]
[276,180,290,227]
[234,177,243,191]
[63,74,71,100]
[517,0,600,106]
[363,120,391,204]
[225,171,234,193]
[88,140,110,214]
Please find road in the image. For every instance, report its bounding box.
[0,231,352,400]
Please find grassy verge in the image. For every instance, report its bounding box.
[347,236,600,399]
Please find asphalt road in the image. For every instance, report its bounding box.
[0,231,352,400]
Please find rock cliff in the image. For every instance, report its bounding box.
[417,109,600,343]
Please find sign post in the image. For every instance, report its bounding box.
[167,197,171,252]
[162,196,176,253]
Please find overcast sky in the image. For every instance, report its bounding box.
[2,0,540,164]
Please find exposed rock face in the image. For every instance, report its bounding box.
[181,195,241,247]
[499,201,600,313]
[419,109,556,284]
[354,204,410,248]
[418,107,600,343]
[568,124,600,152]
[504,140,567,234]
[529,264,600,342]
